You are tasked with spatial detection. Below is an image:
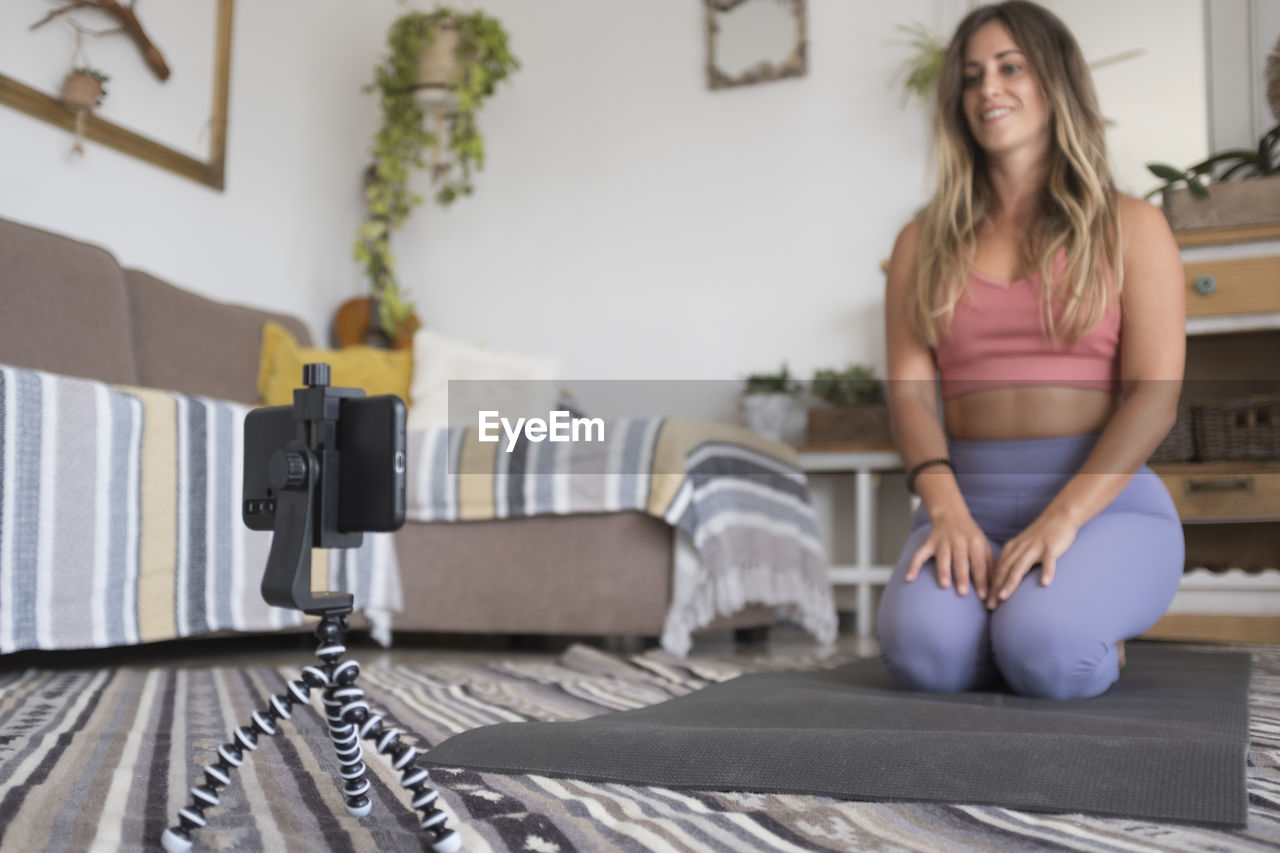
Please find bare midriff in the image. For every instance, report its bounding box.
[943,386,1120,440]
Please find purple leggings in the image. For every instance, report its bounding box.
[877,433,1184,700]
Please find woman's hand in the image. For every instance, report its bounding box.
[905,509,992,598]
[986,508,1081,609]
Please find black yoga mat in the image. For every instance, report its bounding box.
[423,645,1251,827]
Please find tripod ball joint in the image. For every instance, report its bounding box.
[162,614,460,852]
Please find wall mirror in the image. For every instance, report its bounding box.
[705,0,807,90]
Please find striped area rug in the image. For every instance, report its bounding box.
[1,643,1277,852]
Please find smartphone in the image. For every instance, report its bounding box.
[243,394,406,533]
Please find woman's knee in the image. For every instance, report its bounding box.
[991,618,1118,700]
[879,605,992,693]
[878,520,997,692]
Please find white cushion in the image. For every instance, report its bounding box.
[407,329,562,431]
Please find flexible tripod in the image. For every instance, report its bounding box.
[160,611,460,853]
[161,366,461,852]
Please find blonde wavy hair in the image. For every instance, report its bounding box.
[913,0,1122,346]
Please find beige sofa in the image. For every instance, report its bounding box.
[0,216,771,643]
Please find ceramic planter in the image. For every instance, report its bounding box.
[740,393,803,442]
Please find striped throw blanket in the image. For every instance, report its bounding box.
[0,365,402,655]
[406,417,837,655]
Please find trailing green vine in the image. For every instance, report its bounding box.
[354,8,519,338]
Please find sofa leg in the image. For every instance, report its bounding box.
[602,635,651,656]
[733,627,771,647]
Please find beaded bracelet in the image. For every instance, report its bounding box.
[906,457,956,495]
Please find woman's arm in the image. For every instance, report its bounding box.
[886,221,960,514]
[1045,197,1186,525]
[886,220,993,597]
[987,197,1186,604]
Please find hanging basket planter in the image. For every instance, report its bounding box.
[414,20,461,108]
[60,67,109,157]
[62,70,105,110]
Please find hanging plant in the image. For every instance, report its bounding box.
[352,7,520,340]
[62,65,109,108]
[61,64,110,157]
[888,22,946,109]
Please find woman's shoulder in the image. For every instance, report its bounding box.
[1115,193,1174,248]
[894,217,924,252]
[889,217,924,273]
[1112,193,1180,280]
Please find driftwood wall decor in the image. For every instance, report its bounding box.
[31,1,172,81]
[0,0,234,190]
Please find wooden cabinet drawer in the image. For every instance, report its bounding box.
[1183,255,1280,317]
[1153,461,1280,522]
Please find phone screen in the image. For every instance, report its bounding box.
[337,395,406,531]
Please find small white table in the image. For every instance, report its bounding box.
[797,447,908,638]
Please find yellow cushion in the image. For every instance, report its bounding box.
[258,321,412,406]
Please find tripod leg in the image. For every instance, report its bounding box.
[159,667,327,852]
[315,616,373,817]
[323,631,462,853]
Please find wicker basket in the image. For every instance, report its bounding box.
[1192,393,1280,461]
[1149,403,1195,463]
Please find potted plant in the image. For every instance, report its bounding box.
[740,363,803,442]
[806,365,891,447]
[62,65,108,110]
[1144,120,1280,231]
[351,7,520,343]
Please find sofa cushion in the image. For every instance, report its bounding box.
[258,320,412,406]
[126,270,312,403]
[0,217,140,385]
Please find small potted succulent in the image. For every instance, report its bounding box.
[740,363,804,442]
[806,364,890,447]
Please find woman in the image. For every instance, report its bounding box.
[877,0,1186,700]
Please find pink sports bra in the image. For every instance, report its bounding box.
[932,258,1121,401]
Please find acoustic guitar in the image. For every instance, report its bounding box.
[332,296,418,350]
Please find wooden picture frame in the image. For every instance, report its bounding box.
[0,0,234,191]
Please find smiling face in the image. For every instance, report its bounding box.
[961,21,1051,160]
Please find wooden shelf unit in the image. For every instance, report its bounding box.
[1140,227,1280,644]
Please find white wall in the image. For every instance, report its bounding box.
[0,0,1211,391]
[1207,0,1280,150]
[386,0,936,383]
[1037,0,1208,197]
